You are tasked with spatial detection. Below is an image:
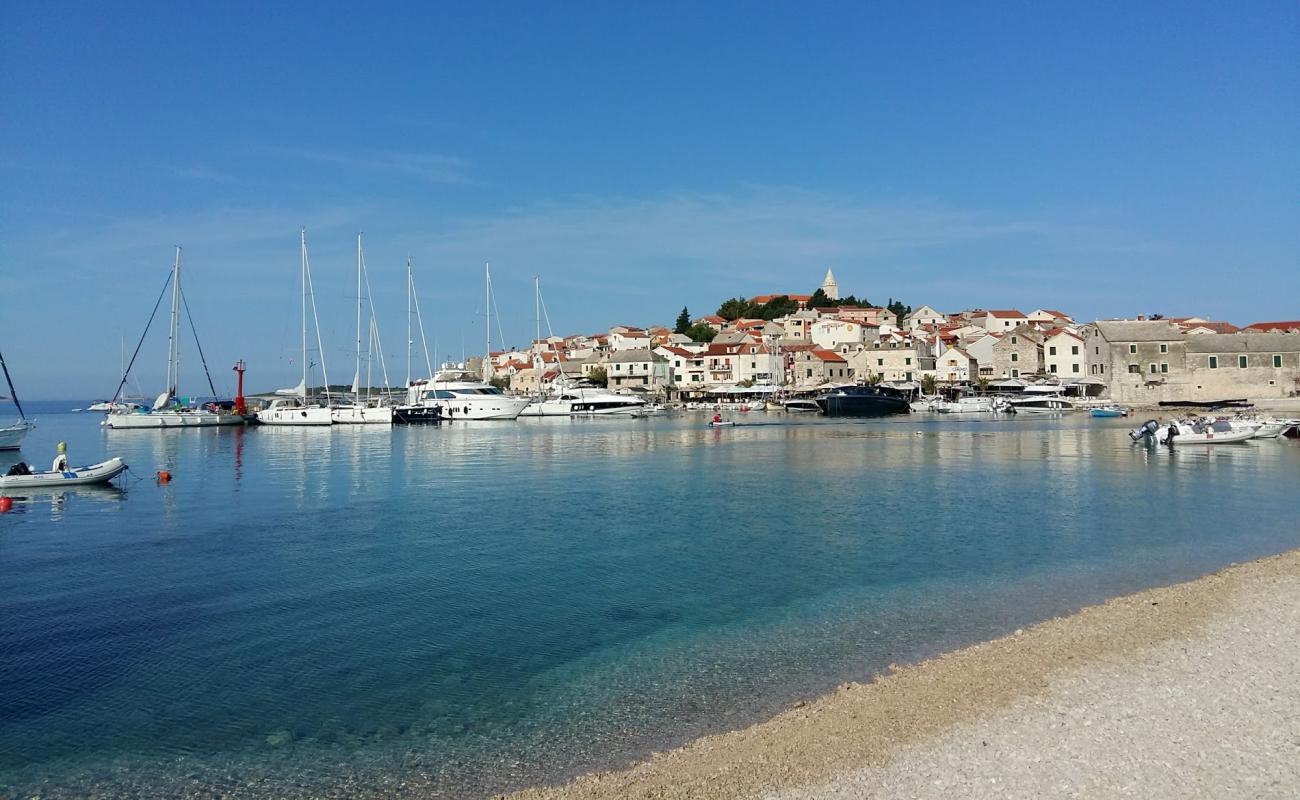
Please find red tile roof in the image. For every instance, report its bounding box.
[811,349,847,363]
[986,310,1026,318]
[1242,320,1300,332]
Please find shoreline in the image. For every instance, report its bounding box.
[503,548,1300,799]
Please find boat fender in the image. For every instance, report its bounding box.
[0,496,12,512]
[156,470,172,484]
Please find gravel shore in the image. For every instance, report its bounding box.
[504,549,1300,800]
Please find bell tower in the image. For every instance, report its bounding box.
[820,268,839,301]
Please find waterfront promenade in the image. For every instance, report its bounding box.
[508,550,1300,800]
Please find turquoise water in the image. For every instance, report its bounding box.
[2,403,1298,797]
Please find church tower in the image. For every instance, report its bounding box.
[820,268,840,301]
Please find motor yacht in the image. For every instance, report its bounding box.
[404,369,530,421]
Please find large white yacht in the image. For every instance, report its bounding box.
[403,369,530,421]
[519,384,647,416]
[257,396,334,426]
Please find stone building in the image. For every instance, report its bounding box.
[989,326,1044,379]
[1087,321,1300,402]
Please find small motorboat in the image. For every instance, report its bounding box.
[1133,419,1256,445]
[1090,404,1128,418]
[1,457,128,489]
[707,418,736,428]
[781,398,821,413]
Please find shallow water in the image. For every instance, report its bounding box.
[2,403,1297,797]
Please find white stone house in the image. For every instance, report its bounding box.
[981,310,1029,332]
[905,305,948,331]
[1042,329,1085,378]
[934,348,977,383]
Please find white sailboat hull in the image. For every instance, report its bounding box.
[104,411,244,429]
[256,405,334,426]
[0,420,35,450]
[332,405,394,424]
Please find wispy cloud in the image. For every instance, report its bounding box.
[269,147,473,185]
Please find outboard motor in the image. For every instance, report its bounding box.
[1130,419,1159,442]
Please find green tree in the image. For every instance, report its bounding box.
[976,376,991,394]
[489,375,510,391]
[806,288,831,309]
[674,307,691,334]
[887,299,910,320]
[756,295,799,320]
[864,371,883,386]
[717,297,756,321]
[587,367,608,387]
[684,323,717,343]
[920,373,938,394]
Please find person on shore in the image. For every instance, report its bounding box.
[52,441,69,472]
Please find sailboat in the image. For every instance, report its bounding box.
[105,248,244,429]
[1,349,36,450]
[332,234,393,424]
[392,257,443,424]
[257,230,334,426]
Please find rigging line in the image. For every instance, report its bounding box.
[410,269,434,380]
[180,287,219,399]
[359,247,391,390]
[488,270,507,353]
[303,242,331,400]
[112,269,173,404]
[0,350,26,420]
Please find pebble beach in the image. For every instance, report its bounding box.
[505,549,1300,800]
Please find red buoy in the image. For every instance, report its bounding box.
[156,470,172,484]
[0,496,12,512]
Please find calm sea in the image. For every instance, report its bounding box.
[2,402,1297,798]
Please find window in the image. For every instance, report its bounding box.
[1011,353,1018,362]
[1011,369,1019,377]
[1128,365,1141,374]
[1160,344,1168,353]
[1208,356,1218,369]
[1150,363,1158,374]
[1011,336,1018,344]
[1049,345,1056,355]
[1160,363,1168,373]
[1238,355,1248,368]
[1094,346,1099,355]
[905,357,912,365]
[905,371,913,381]
[1050,364,1058,373]
[1072,364,1080,373]
[1072,345,1079,355]
[806,368,813,378]
[877,358,884,366]
[1275,355,1283,368]
[1100,365,1105,374]
[1129,344,1137,354]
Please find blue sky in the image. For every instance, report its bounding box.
[2,1,1297,398]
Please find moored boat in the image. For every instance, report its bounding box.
[105,247,245,430]
[255,231,335,426]
[1,349,34,450]
[1,457,128,489]
[1090,404,1128,418]
[816,385,910,417]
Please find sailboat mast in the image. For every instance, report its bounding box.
[355,233,363,404]
[167,246,182,397]
[406,257,413,388]
[300,228,308,399]
[484,261,492,381]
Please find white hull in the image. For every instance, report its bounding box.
[332,405,394,424]
[519,393,645,416]
[1009,397,1075,413]
[256,405,334,426]
[104,411,244,429]
[1157,427,1255,444]
[0,420,35,450]
[1,457,127,489]
[442,400,530,420]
